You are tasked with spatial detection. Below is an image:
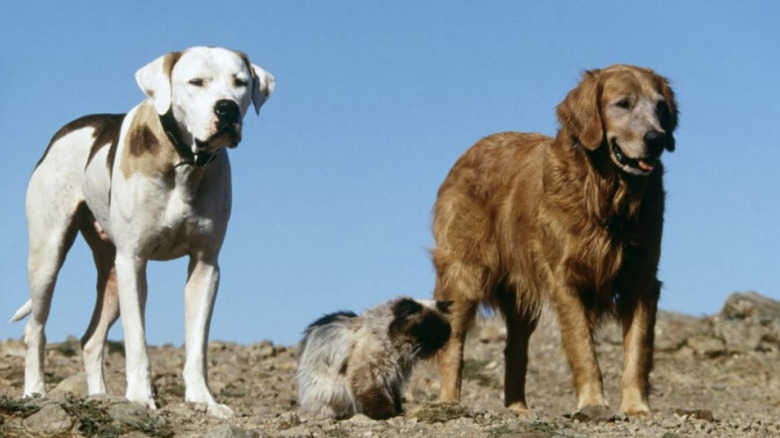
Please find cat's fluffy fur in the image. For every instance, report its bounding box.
[297,297,451,420]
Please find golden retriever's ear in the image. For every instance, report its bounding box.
[657,75,678,152]
[556,69,603,150]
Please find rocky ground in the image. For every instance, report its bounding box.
[2,291,780,438]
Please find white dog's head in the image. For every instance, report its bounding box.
[135,46,275,153]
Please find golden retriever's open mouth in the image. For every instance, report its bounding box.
[611,140,657,175]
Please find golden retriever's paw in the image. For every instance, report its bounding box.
[567,405,617,423]
[621,406,651,418]
[207,403,235,419]
[505,402,536,420]
[620,399,651,417]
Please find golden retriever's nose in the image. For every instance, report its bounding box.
[643,130,666,156]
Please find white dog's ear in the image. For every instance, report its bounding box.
[251,64,275,115]
[135,51,181,115]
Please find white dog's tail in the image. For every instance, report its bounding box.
[9,299,32,323]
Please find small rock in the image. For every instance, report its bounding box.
[50,372,88,397]
[162,401,198,419]
[107,401,150,425]
[385,415,403,427]
[408,402,471,423]
[88,393,130,405]
[119,432,150,438]
[503,434,551,438]
[345,413,375,424]
[204,424,253,438]
[654,312,708,352]
[686,335,726,356]
[716,321,767,353]
[661,416,682,429]
[252,340,277,359]
[674,408,714,422]
[247,414,270,425]
[276,410,302,428]
[568,405,615,423]
[22,403,74,435]
[721,291,780,323]
[279,425,314,438]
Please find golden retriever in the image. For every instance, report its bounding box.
[431,64,678,418]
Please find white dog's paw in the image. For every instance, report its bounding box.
[23,390,46,399]
[137,398,157,410]
[207,403,235,419]
[125,393,157,410]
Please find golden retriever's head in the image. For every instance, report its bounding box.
[557,64,678,176]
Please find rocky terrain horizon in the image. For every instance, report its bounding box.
[2,291,779,437]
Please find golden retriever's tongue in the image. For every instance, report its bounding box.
[638,160,655,172]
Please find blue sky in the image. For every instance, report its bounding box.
[1,1,778,346]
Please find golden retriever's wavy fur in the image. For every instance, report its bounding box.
[432,65,678,417]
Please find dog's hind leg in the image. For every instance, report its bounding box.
[23,184,83,397]
[79,212,120,396]
[433,260,480,403]
[497,287,539,419]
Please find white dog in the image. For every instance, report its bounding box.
[11,46,274,417]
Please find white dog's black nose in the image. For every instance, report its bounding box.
[215,100,240,123]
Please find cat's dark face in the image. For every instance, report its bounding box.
[389,298,452,357]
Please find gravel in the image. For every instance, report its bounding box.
[1,291,779,437]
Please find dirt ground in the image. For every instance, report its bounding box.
[2,291,779,437]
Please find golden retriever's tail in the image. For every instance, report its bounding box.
[9,299,32,323]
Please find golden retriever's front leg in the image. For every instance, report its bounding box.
[551,282,607,412]
[619,279,660,416]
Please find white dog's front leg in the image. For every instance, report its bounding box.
[114,252,156,409]
[183,256,233,418]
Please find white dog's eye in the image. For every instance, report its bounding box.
[234,78,249,87]
[188,78,205,87]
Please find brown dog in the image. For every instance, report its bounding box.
[432,65,677,418]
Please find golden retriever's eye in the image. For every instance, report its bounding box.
[188,78,205,87]
[234,78,249,87]
[656,100,671,125]
[656,100,669,116]
[615,98,631,110]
